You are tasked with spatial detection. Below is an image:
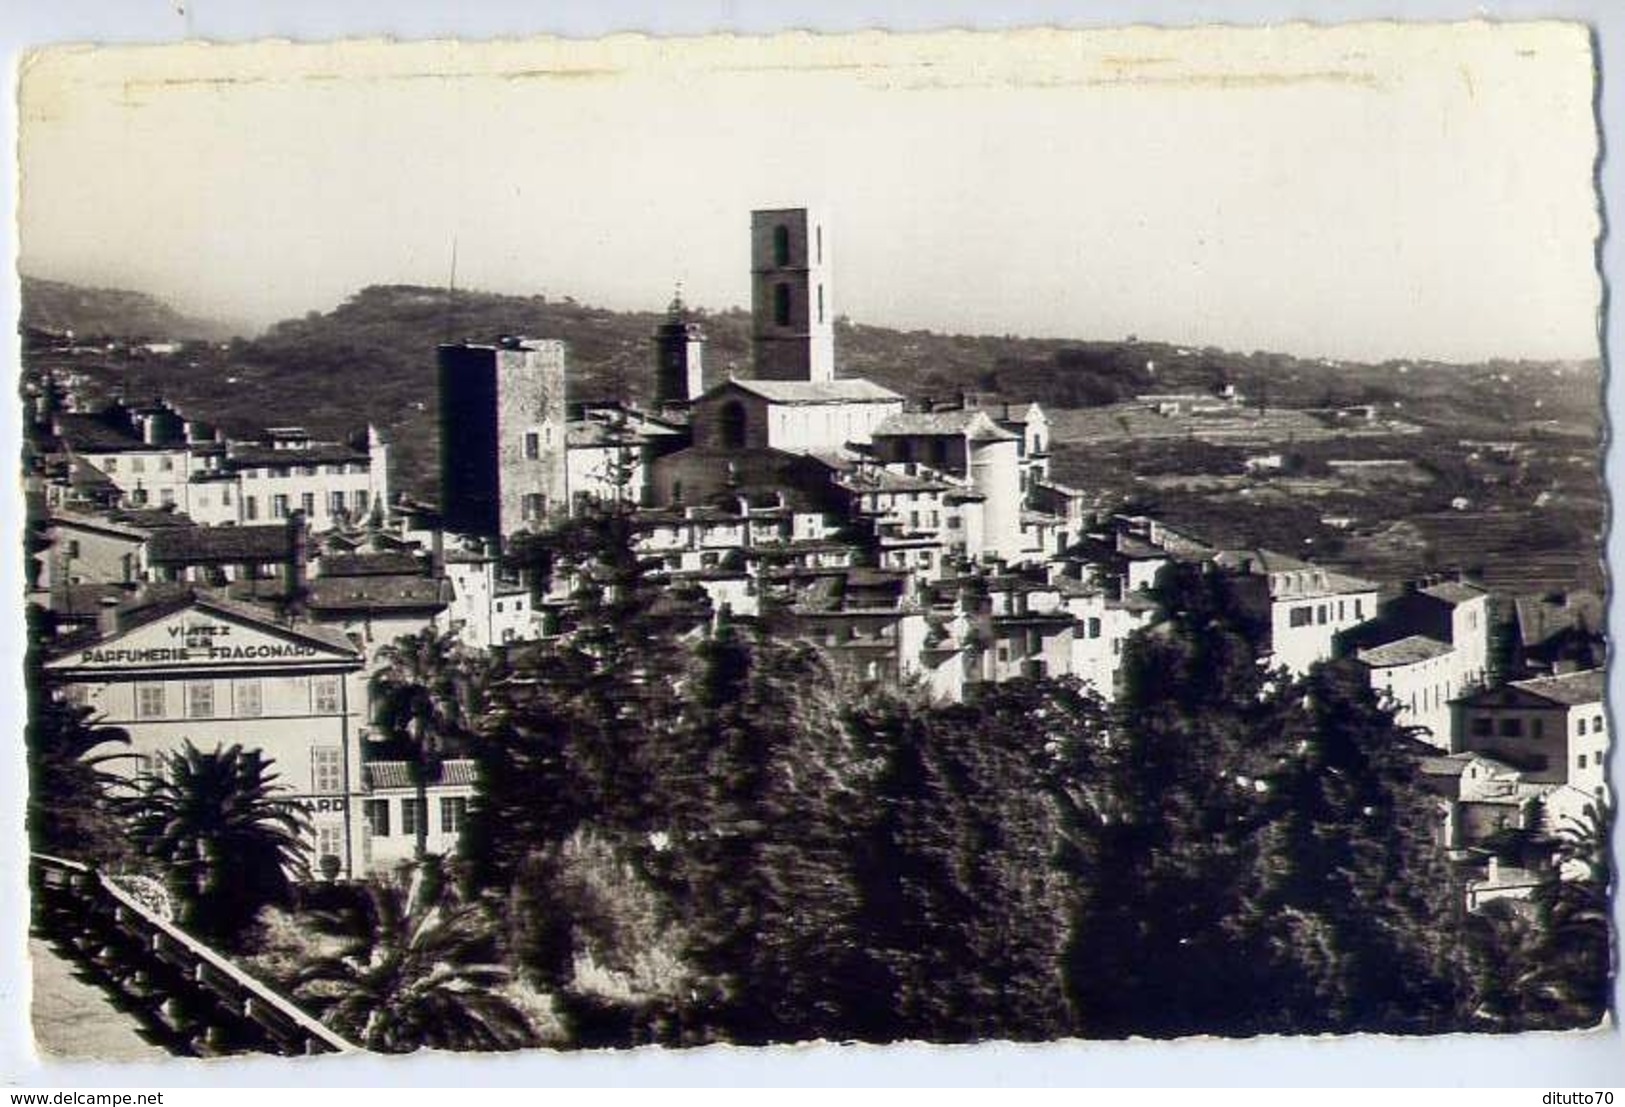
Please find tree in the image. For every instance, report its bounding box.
[25,606,134,865]
[116,742,309,947]
[659,632,885,1044]
[371,628,483,860]
[26,694,134,864]
[295,876,538,1053]
[853,681,1076,1042]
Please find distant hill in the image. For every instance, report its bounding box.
[20,276,241,343]
[22,281,1601,501]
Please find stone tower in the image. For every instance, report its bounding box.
[653,286,705,409]
[750,207,834,382]
[437,336,568,543]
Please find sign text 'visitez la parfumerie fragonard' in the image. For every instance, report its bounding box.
[72,616,328,667]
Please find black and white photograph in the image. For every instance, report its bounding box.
[12,19,1616,1068]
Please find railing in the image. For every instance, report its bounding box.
[30,852,360,1058]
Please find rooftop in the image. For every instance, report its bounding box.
[720,378,903,406]
[1356,635,1454,668]
[146,524,293,564]
[874,410,1019,442]
[306,575,451,612]
[1417,580,1489,606]
[363,759,476,790]
[1509,668,1606,708]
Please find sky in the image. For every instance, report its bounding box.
[16,22,1602,363]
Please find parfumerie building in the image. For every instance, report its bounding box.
[44,593,374,878]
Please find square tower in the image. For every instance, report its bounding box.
[438,337,568,543]
[751,208,835,382]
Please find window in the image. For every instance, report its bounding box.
[773,223,791,266]
[1289,606,1313,628]
[301,492,315,515]
[364,799,391,838]
[815,224,823,264]
[1316,604,1328,625]
[671,480,684,505]
[64,539,81,558]
[1499,718,1523,738]
[312,675,341,715]
[315,824,344,866]
[311,746,342,794]
[1578,754,1588,770]
[236,678,262,717]
[131,457,145,474]
[1593,714,1604,732]
[400,798,426,838]
[720,401,748,449]
[773,282,792,327]
[329,490,346,515]
[244,495,258,521]
[187,681,215,719]
[355,490,369,515]
[1087,617,1102,639]
[524,431,540,460]
[104,457,118,472]
[222,487,232,506]
[1577,718,1587,736]
[440,796,468,835]
[817,283,825,325]
[1355,598,1364,619]
[160,488,175,507]
[160,456,174,472]
[521,493,545,521]
[271,494,289,519]
[1533,718,1545,739]
[136,684,167,720]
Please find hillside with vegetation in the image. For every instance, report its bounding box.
[21,276,242,344]
[23,281,1602,518]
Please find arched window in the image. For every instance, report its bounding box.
[773,224,791,266]
[720,400,748,449]
[773,283,792,327]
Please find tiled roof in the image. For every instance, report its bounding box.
[306,575,451,611]
[363,759,476,790]
[65,457,120,491]
[1512,591,1605,648]
[147,524,293,564]
[874,410,1019,442]
[1510,669,1606,708]
[316,551,427,577]
[722,377,902,405]
[1419,580,1488,605]
[1356,635,1454,668]
[225,443,368,468]
[54,413,145,452]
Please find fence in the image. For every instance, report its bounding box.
[30,852,359,1058]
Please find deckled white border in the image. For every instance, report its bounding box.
[1,0,1620,1088]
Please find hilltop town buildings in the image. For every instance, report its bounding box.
[24,206,1608,901]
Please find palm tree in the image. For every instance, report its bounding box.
[371,628,480,860]
[293,876,537,1053]
[116,741,309,947]
[26,693,133,863]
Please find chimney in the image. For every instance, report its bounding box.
[1487,856,1501,884]
[97,596,122,639]
[285,511,309,615]
[430,526,446,579]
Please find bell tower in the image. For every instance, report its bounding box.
[751,207,834,382]
[653,284,705,409]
